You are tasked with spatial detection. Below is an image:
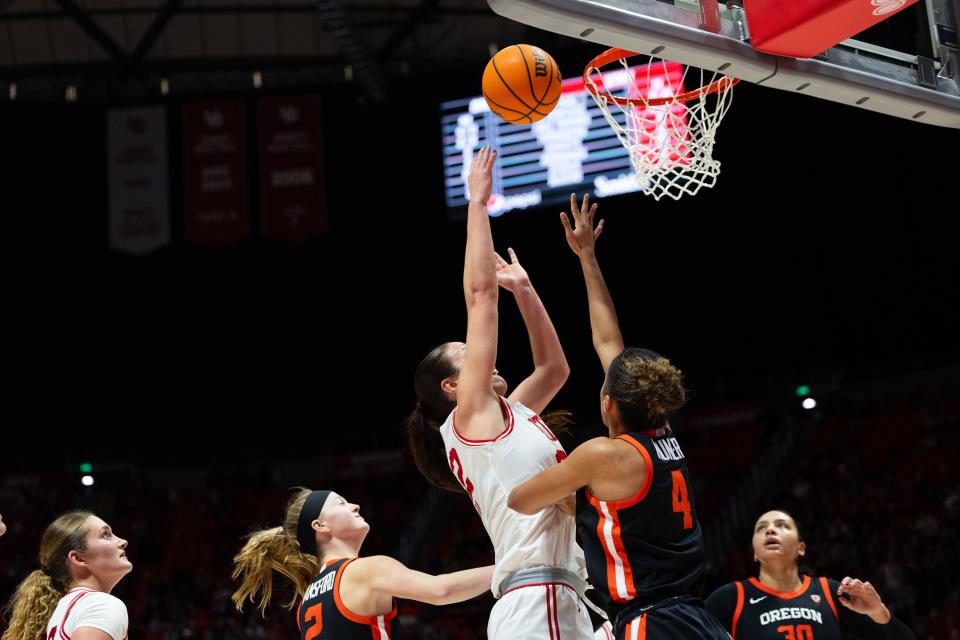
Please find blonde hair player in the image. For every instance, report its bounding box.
[2,511,131,640]
[405,148,597,639]
[232,488,494,639]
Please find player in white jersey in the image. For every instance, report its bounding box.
[45,591,128,640]
[2,511,131,640]
[406,147,595,639]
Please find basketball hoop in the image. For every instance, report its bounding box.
[583,48,739,201]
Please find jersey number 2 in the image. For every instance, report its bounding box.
[671,470,693,529]
[303,603,323,640]
[449,448,482,514]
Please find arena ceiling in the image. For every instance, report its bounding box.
[0,0,532,99]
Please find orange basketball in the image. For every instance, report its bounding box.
[482,44,563,124]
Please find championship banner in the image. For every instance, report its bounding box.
[183,100,250,248]
[257,96,327,243]
[107,107,171,255]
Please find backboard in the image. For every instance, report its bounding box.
[487,0,960,127]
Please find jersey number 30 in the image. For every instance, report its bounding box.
[670,470,693,529]
[777,624,814,640]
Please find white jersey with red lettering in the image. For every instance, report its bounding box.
[46,589,128,640]
[440,396,593,639]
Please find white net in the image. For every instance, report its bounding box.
[585,51,737,201]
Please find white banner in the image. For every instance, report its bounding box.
[107,107,170,254]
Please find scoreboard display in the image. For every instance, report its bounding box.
[440,62,687,219]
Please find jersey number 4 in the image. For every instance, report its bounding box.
[670,470,693,529]
[303,603,323,640]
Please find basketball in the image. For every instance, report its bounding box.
[482,44,563,124]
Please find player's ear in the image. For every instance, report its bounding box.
[440,376,458,398]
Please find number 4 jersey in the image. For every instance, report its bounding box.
[575,431,707,618]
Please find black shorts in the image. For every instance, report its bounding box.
[617,601,730,640]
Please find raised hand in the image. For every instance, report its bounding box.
[559,192,604,256]
[467,146,496,206]
[837,577,891,623]
[494,248,530,294]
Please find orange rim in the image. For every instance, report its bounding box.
[583,47,739,107]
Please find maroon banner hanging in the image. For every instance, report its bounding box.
[183,100,250,248]
[257,96,327,243]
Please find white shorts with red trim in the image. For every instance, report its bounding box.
[488,582,594,640]
[594,621,615,640]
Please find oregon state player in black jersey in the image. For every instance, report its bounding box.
[706,510,914,640]
[508,193,728,640]
[232,488,494,639]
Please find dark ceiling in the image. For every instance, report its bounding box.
[0,0,540,99]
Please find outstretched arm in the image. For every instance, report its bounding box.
[496,248,570,414]
[507,437,614,515]
[457,147,505,438]
[560,193,623,373]
[362,556,494,606]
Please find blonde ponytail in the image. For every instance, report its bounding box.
[231,489,320,616]
[3,511,93,640]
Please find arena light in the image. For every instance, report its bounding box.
[79,462,93,473]
[81,475,95,487]
[802,397,817,410]
[795,385,811,397]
